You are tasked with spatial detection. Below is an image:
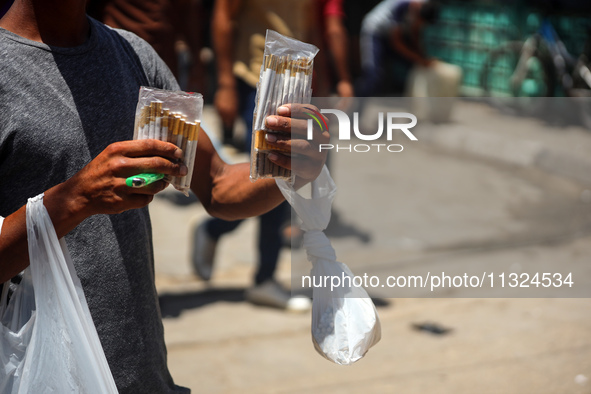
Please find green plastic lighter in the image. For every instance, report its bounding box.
[125,173,165,188]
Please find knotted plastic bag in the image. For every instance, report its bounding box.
[0,194,118,393]
[276,166,381,365]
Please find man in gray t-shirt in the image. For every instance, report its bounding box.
[0,1,328,392]
[0,15,186,392]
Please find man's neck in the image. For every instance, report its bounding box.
[0,0,89,47]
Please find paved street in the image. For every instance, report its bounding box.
[151,99,591,393]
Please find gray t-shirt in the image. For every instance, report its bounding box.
[0,17,189,393]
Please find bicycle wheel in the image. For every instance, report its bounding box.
[481,41,555,112]
[571,58,591,129]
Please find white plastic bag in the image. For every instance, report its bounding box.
[276,166,381,365]
[0,194,118,394]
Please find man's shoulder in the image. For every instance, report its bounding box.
[90,17,155,58]
[89,17,179,91]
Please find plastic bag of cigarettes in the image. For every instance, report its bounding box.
[133,87,203,196]
[276,167,381,365]
[250,30,319,183]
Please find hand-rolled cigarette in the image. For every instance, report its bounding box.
[170,113,181,143]
[148,101,156,139]
[134,105,147,140]
[272,157,280,177]
[287,60,297,103]
[256,152,266,177]
[170,115,186,186]
[153,101,163,140]
[167,113,176,143]
[182,122,200,188]
[139,105,150,140]
[303,59,313,102]
[178,121,194,186]
[173,114,184,147]
[161,109,170,142]
[293,59,301,102]
[178,118,189,153]
[282,57,291,104]
[254,54,276,132]
[270,57,285,117]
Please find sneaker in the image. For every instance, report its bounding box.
[191,221,217,281]
[245,279,311,312]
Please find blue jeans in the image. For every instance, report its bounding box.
[356,32,413,96]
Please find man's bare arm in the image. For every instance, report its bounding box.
[191,104,330,220]
[212,0,242,128]
[0,140,188,283]
[324,14,354,97]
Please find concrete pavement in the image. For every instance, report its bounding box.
[151,99,591,393]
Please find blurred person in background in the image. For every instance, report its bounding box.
[341,0,382,88]
[191,0,352,311]
[87,0,209,94]
[356,0,440,96]
[312,0,355,99]
[212,0,353,147]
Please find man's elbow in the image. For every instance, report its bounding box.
[201,197,245,222]
[203,204,233,221]
[199,196,225,220]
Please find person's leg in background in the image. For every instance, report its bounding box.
[191,217,243,280]
[191,79,255,281]
[355,31,385,97]
[192,80,310,311]
[238,81,309,310]
[253,202,288,285]
[244,199,311,311]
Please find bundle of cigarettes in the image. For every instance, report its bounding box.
[250,30,319,182]
[133,87,203,195]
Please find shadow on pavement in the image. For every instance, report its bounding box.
[370,297,391,308]
[159,288,245,318]
[159,288,391,319]
[325,209,372,244]
[155,189,200,206]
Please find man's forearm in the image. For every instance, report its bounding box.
[0,181,86,283]
[0,139,188,283]
[0,207,28,283]
[325,15,352,83]
[392,27,428,65]
[212,0,238,88]
[190,104,328,222]
[189,128,285,221]
[206,162,285,221]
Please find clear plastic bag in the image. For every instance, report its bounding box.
[276,167,381,365]
[0,194,118,393]
[133,86,204,196]
[250,30,319,182]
